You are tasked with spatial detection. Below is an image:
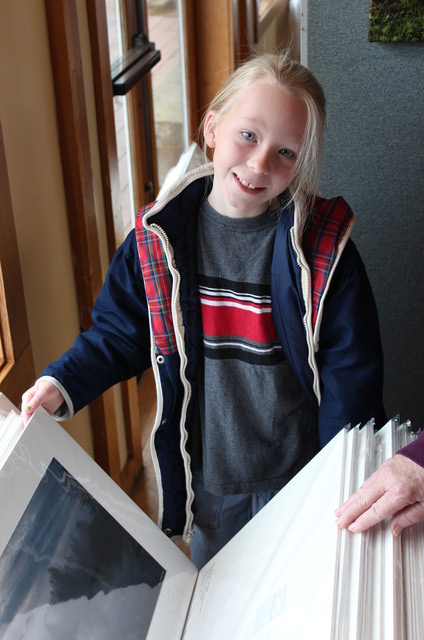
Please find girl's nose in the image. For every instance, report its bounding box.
[247,148,271,175]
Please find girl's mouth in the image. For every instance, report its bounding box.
[235,173,259,190]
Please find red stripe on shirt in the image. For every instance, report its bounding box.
[200,297,277,343]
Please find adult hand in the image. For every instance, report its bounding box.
[335,454,424,536]
[21,380,65,425]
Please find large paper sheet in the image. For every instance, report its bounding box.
[183,429,346,639]
[0,399,197,640]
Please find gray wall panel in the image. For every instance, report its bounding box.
[306,0,424,425]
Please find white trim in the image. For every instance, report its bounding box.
[156,143,205,200]
[144,163,213,225]
[299,0,308,66]
[290,226,321,404]
[148,342,165,530]
[38,375,74,421]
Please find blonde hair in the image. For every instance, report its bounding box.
[199,51,326,223]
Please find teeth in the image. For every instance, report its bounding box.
[238,175,257,190]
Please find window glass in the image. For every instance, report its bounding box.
[106,0,136,236]
[147,0,189,189]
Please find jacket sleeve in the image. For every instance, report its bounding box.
[42,230,152,413]
[398,431,424,468]
[316,240,386,446]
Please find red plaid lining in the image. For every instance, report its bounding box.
[135,204,177,355]
[303,196,353,330]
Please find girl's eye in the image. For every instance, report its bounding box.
[241,131,255,142]
[279,148,295,159]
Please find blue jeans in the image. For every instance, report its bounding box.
[190,472,278,569]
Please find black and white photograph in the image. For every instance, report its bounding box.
[0,458,166,639]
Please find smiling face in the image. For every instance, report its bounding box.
[203,80,308,219]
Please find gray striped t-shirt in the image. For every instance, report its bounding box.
[195,198,318,496]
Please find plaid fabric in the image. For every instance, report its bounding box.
[303,196,353,330]
[135,204,177,354]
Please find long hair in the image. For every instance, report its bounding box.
[199,51,326,224]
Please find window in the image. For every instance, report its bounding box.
[105,0,161,246]
[107,0,190,204]
[147,0,190,188]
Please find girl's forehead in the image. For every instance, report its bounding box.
[223,81,305,120]
[231,79,274,102]
[227,80,300,109]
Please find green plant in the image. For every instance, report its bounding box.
[369,0,424,42]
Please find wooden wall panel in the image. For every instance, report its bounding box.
[0,120,35,406]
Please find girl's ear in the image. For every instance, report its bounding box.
[203,111,217,149]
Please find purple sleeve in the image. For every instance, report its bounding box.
[397,430,424,468]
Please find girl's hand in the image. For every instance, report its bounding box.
[335,454,424,536]
[21,380,65,425]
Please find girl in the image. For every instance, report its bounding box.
[22,52,385,568]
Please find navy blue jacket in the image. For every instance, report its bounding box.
[43,165,385,541]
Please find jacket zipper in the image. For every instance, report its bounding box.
[150,222,195,544]
[290,226,322,404]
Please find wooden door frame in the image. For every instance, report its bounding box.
[44,0,142,494]
[182,0,251,141]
